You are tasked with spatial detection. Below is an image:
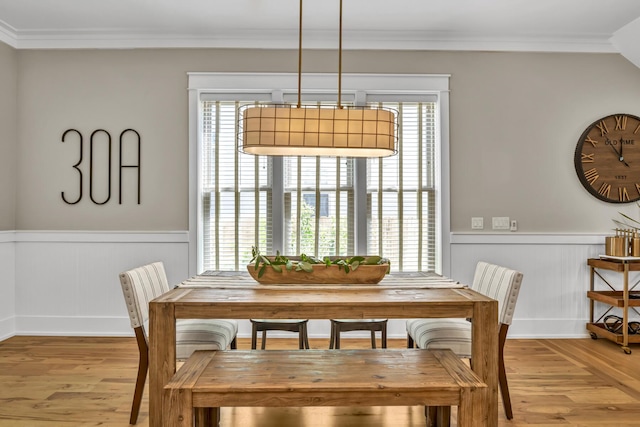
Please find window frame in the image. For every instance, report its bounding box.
[188,72,451,276]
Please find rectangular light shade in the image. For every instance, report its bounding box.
[239,105,397,157]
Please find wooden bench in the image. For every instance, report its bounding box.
[163,349,488,427]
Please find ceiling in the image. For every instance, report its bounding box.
[1,0,640,54]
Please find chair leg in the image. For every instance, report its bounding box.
[302,323,310,349]
[230,337,237,350]
[370,330,377,349]
[425,406,436,427]
[407,335,414,348]
[424,406,450,427]
[130,328,148,425]
[329,321,336,349]
[499,324,514,419]
[194,407,219,427]
[250,322,258,350]
[381,324,387,348]
[298,325,305,349]
[261,330,268,350]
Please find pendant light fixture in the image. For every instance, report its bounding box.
[238,0,398,157]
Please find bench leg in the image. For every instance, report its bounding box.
[164,388,193,427]
[457,385,487,427]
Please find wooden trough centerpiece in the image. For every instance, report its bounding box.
[247,247,390,285]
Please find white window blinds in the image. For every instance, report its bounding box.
[200,100,438,272]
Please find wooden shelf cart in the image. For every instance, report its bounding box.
[587,258,640,354]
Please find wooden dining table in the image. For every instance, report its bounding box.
[149,272,498,427]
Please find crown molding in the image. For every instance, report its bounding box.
[610,16,640,68]
[0,19,17,48]
[0,27,621,53]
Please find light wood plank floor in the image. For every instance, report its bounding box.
[0,336,638,426]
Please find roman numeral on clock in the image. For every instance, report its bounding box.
[596,120,609,136]
[598,183,611,198]
[584,168,599,185]
[619,187,630,202]
[585,136,599,147]
[615,115,628,131]
[581,153,594,163]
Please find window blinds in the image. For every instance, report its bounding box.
[200,100,437,272]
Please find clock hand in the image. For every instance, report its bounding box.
[606,138,629,166]
[617,137,630,167]
[607,138,622,158]
[619,137,623,158]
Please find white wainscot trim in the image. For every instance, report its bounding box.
[0,233,16,341]
[6,230,630,341]
[450,232,617,339]
[12,231,189,337]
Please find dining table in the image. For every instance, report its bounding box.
[149,271,498,427]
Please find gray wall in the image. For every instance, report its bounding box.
[0,43,17,230]
[10,48,640,232]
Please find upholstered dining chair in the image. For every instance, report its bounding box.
[119,262,238,424]
[406,261,523,422]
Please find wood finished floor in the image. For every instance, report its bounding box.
[0,336,639,426]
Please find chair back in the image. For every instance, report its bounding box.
[119,262,170,330]
[471,261,523,326]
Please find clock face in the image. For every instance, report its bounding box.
[574,113,640,203]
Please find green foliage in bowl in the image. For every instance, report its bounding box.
[249,246,390,279]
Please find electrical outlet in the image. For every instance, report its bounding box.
[510,220,517,231]
[492,217,510,230]
[471,217,484,230]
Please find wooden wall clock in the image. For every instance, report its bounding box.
[574,113,640,203]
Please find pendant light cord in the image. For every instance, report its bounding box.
[297,0,303,108]
[298,0,343,109]
[338,0,343,109]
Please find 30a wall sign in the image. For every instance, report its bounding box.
[60,128,141,205]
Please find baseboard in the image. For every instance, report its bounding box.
[0,316,15,341]
[508,318,591,339]
[10,316,592,339]
[15,315,134,337]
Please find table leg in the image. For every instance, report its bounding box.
[149,300,177,427]
[472,299,498,427]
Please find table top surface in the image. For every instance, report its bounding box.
[151,271,494,319]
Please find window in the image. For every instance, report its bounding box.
[189,73,450,275]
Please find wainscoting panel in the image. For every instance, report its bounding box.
[6,231,632,340]
[0,232,16,341]
[450,233,612,338]
[14,232,189,336]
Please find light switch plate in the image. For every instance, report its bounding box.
[492,217,510,230]
[471,217,484,229]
